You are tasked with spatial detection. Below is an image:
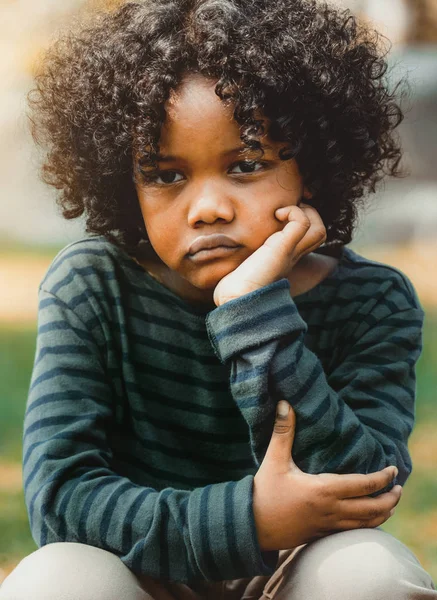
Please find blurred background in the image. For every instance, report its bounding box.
[1,0,437,585]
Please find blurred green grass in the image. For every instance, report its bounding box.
[0,238,64,259]
[1,300,437,582]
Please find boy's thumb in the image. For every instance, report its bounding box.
[263,401,297,468]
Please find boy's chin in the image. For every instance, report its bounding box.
[183,262,237,291]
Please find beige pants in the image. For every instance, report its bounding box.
[0,529,435,599]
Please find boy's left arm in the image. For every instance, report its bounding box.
[205,278,424,488]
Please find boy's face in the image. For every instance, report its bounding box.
[135,73,310,307]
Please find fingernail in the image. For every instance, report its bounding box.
[277,401,289,417]
[393,467,398,477]
[389,509,395,517]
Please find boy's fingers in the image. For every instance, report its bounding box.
[334,512,392,532]
[319,466,398,498]
[339,485,402,521]
[262,402,300,471]
[291,205,327,257]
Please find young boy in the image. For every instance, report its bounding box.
[1,0,436,598]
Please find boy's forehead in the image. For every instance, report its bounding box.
[166,73,231,120]
[169,72,217,97]
[161,73,274,156]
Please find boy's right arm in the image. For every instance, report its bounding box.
[24,288,277,584]
[253,401,402,551]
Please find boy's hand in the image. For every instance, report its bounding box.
[253,401,402,552]
[213,203,326,307]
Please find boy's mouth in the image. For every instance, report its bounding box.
[188,246,241,262]
[188,234,240,255]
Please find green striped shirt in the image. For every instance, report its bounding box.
[23,235,424,584]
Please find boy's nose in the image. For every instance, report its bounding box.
[187,182,235,226]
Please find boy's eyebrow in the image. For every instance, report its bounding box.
[156,145,273,163]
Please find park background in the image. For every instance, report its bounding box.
[1,0,437,585]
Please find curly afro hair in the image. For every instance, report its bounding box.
[28,0,406,254]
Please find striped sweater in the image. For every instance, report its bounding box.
[23,236,424,584]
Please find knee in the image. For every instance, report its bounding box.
[0,542,145,600]
[279,529,435,600]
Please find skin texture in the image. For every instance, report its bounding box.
[135,73,334,309]
[212,202,327,305]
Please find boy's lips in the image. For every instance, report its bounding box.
[188,246,240,262]
[188,234,240,255]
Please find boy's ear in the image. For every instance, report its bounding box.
[303,186,312,200]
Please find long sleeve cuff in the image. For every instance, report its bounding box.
[187,474,278,580]
[206,279,307,363]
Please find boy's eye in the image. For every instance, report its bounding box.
[153,171,184,185]
[140,160,267,186]
[230,160,265,174]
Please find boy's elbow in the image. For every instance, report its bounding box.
[369,449,411,497]
[385,442,412,488]
[395,459,412,488]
